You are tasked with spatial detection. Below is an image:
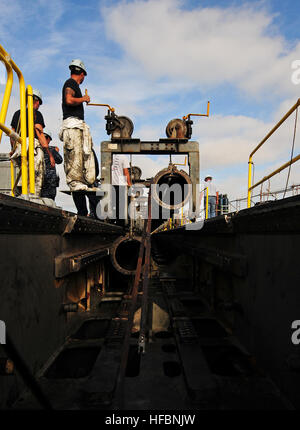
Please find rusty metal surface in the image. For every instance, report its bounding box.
[0,192,123,235]
[165,118,187,138]
[11,275,289,410]
[110,235,142,276]
[155,194,300,237]
[100,139,199,213]
[152,195,300,277]
[138,184,153,354]
[55,247,110,278]
[114,183,152,408]
[152,163,192,211]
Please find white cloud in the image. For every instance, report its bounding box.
[103,0,300,98]
[2,0,300,212]
[193,96,300,170]
[221,157,300,208]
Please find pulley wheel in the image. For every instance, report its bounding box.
[129,166,142,182]
[112,116,134,139]
[166,118,187,138]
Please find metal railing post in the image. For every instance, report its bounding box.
[0,122,22,195]
[249,154,300,192]
[27,85,35,194]
[247,99,300,207]
[0,44,28,195]
[247,159,252,208]
[0,51,13,143]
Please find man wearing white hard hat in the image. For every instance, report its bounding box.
[10,89,55,196]
[204,174,218,218]
[41,129,63,201]
[59,59,98,217]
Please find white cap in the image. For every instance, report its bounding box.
[43,128,52,140]
[205,174,212,180]
[32,89,42,105]
[69,59,87,76]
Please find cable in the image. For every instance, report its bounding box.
[283,107,298,199]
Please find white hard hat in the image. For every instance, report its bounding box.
[69,59,87,76]
[43,128,52,140]
[32,89,43,105]
[205,174,212,180]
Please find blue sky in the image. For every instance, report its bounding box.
[1,0,300,211]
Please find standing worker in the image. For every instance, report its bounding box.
[59,59,98,217]
[111,153,132,224]
[204,174,218,218]
[41,129,63,201]
[10,89,55,196]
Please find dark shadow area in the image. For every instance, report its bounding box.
[191,318,228,338]
[201,344,257,377]
[45,347,101,379]
[155,331,173,339]
[180,298,207,316]
[115,239,141,272]
[163,361,182,377]
[161,344,177,353]
[71,319,110,340]
[125,345,141,377]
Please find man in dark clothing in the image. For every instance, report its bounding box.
[59,59,99,217]
[203,175,218,218]
[10,106,44,139]
[41,129,63,201]
[10,89,55,195]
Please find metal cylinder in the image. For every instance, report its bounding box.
[110,235,142,276]
[152,164,192,210]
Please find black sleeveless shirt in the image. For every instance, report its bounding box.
[62,78,84,120]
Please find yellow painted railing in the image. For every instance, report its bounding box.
[0,44,35,196]
[247,99,300,208]
[0,123,21,143]
[27,85,35,194]
[0,51,13,143]
[0,123,22,197]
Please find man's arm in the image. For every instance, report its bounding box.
[65,87,90,106]
[10,127,16,154]
[35,124,55,167]
[10,110,20,152]
[52,147,63,164]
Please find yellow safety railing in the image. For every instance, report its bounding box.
[247,98,300,207]
[27,85,35,194]
[0,51,13,143]
[0,44,34,196]
[0,123,21,143]
[0,123,22,197]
